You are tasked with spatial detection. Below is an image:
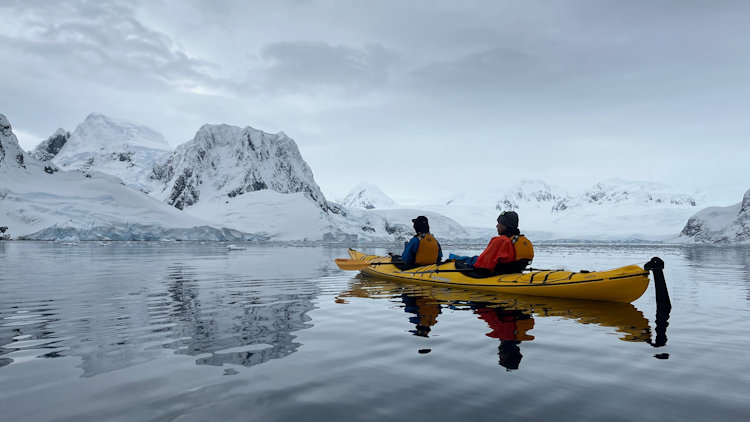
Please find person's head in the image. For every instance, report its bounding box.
[412,216,430,234]
[496,211,519,235]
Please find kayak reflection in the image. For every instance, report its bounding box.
[337,276,659,370]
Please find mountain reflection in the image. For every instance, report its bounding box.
[337,276,660,370]
[163,266,316,368]
[0,264,318,378]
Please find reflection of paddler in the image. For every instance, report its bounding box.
[474,306,534,370]
[474,307,535,341]
[402,294,441,337]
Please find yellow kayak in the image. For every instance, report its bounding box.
[337,248,652,303]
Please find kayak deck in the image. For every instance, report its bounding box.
[346,248,651,303]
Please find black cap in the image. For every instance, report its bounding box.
[497,211,519,229]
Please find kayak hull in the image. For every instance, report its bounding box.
[346,249,650,303]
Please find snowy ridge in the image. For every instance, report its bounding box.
[151,124,328,211]
[679,189,750,243]
[432,178,702,241]
[339,182,397,209]
[51,113,172,193]
[558,179,697,210]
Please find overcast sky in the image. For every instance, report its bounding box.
[1,0,748,204]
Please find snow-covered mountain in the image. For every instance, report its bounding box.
[150,124,329,211]
[43,113,172,193]
[432,178,702,241]
[1,113,250,241]
[8,114,469,242]
[30,128,70,161]
[339,182,397,209]
[679,189,750,243]
[145,125,467,241]
[13,111,738,243]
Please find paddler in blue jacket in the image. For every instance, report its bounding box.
[400,216,443,266]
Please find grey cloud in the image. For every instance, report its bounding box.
[408,1,750,103]
[257,41,401,95]
[0,0,223,93]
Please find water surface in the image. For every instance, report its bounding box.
[1,242,749,421]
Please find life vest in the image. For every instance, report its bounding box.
[414,233,440,265]
[511,234,534,263]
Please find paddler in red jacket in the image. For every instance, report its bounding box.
[473,211,534,275]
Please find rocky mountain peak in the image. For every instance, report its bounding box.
[152,123,329,211]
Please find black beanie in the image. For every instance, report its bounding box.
[497,211,519,229]
[412,215,430,233]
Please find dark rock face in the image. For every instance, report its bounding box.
[740,190,750,216]
[169,169,201,210]
[0,116,10,164]
[680,217,704,238]
[0,114,27,170]
[31,130,71,161]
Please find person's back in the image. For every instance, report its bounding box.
[401,216,443,266]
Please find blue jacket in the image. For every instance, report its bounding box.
[401,235,443,264]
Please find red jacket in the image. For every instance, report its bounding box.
[474,235,516,271]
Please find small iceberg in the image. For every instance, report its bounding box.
[227,244,246,251]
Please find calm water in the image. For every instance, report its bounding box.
[1,242,749,421]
